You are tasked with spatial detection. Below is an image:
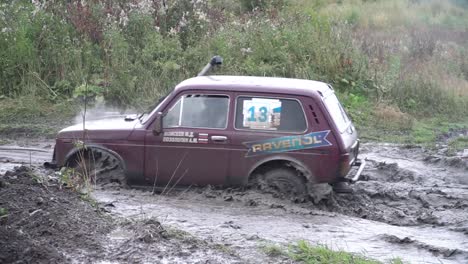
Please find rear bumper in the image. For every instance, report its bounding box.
[345,158,366,182]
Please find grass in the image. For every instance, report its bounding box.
[358,115,468,146]
[289,241,380,264]
[448,136,468,152]
[338,92,468,146]
[0,96,78,138]
[315,0,468,30]
[262,240,405,264]
[262,244,285,257]
[80,194,99,209]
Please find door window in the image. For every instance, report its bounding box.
[235,97,307,132]
[164,94,229,129]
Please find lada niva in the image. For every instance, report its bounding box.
[49,56,365,195]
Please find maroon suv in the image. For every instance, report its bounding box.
[50,60,364,195]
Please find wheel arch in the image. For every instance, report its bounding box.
[247,155,313,183]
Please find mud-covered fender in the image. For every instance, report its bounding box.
[63,144,127,172]
[247,155,314,182]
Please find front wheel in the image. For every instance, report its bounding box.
[68,149,126,187]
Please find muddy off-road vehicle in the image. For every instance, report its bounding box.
[49,56,365,195]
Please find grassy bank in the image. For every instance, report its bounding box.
[0,96,77,138]
[0,0,467,144]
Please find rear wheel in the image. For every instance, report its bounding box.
[260,167,307,198]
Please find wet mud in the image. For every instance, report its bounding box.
[0,166,110,263]
[315,144,468,229]
[0,166,242,263]
[1,140,467,263]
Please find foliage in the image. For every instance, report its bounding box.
[261,244,285,257]
[0,96,77,138]
[259,240,405,263]
[359,116,468,146]
[448,136,468,152]
[288,240,381,264]
[0,0,467,137]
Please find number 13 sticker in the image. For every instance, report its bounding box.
[243,98,282,130]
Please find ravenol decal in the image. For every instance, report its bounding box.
[243,130,332,157]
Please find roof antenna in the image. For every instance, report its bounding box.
[198,55,223,76]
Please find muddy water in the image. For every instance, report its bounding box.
[0,139,54,164]
[0,139,54,175]
[1,141,467,263]
[93,188,467,264]
[91,143,468,263]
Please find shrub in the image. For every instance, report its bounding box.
[0,0,466,123]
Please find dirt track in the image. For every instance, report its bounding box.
[0,140,467,263]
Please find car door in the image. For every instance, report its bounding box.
[144,91,232,187]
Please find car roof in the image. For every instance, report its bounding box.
[175,75,332,97]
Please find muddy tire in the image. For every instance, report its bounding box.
[68,149,127,187]
[261,167,307,198]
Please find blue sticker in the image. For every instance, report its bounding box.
[243,130,332,157]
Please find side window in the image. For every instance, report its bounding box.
[323,93,350,132]
[163,94,229,129]
[235,97,307,132]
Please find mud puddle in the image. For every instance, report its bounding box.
[0,138,54,164]
[1,141,467,263]
[93,187,467,263]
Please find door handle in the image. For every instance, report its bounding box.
[211,135,228,142]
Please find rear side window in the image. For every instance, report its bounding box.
[323,93,350,132]
[164,94,229,129]
[235,97,307,132]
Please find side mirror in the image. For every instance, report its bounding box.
[153,112,163,135]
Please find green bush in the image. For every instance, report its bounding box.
[0,0,466,123]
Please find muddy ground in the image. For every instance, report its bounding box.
[0,166,243,263]
[0,139,467,263]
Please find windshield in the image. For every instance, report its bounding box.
[323,93,350,133]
